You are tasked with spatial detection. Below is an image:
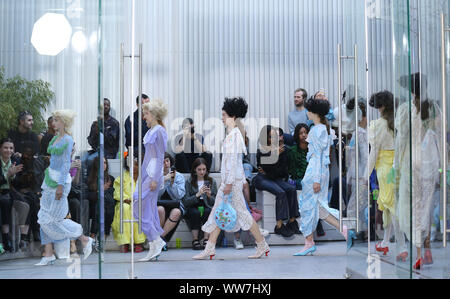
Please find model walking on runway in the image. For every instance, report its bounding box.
[294,99,348,256]
[193,97,270,260]
[135,99,169,262]
[36,110,93,266]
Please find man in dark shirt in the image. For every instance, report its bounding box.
[39,116,56,156]
[125,94,150,158]
[8,111,40,158]
[173,118,213,173]
[87,98,120,159]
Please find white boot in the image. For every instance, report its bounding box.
[139,240,156,262]
[248,240,270,259]
[35,255,56,266]
[148,237,166,261]
[193,241,216,260]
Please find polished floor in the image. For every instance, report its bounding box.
[1,241,449,279]
[1,242,347,279]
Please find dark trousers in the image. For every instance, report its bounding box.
[252,174,300,221]
[89,200,115,236]
[184,206,212,231]
[68,197,90,235]
[0,193,13,226]
[329,176,347,214]
[175,152,213,173]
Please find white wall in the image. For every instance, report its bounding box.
[0,0,407,158]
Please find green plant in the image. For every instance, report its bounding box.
[0,66,54,139]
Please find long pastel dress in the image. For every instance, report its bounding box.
[298,124,339,237]
[395,102,441,248]
[202,127,254,233]
[111,171,147,246]
[38,135,83,251]
[133,125,167,242]
[368,118,395,229]
[346,127,368,231]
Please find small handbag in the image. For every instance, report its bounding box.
[214,192,237,231]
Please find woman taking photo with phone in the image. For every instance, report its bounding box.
[182,157,218,250]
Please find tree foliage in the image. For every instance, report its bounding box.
[0,66,54,139]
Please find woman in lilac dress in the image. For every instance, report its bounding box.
[134,99,168,262]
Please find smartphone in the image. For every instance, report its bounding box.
[170,166,176,173]
[204,181,211,188]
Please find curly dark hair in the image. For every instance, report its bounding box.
[293,123,310,145]
[222,97,248,119]
[304,98,330,117]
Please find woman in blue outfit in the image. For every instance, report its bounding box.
[294,99,348,256]
[36,110,94,266]
[134,99,169,262]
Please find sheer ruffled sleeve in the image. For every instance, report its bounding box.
[145,126,168,181]
[58,135,73,186]
[306,125,330,184]
[223,129,246,185]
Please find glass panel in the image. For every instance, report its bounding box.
[0,0,102,278]
[411,0,450,279]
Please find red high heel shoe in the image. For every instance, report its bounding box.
[375,242,389,255]
[396,251,408,262]
[413,257,423,270]
[423,249,433,265]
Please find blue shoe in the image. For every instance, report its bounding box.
[294,245,317,256]
[346,230,357,251]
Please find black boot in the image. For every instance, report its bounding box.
[19,234,30,250]
[2,233,13,252]
[316,220,325,237]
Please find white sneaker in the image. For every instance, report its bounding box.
[234,239,244,250]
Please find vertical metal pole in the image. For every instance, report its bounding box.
[120,43,125,234]
[354,44,360,233]
[338,44,343,232]
[441,13,448,248]
[138,44,143,234]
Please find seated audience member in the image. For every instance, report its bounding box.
[0,138,29,252]
[87,98,120,159]
[174,118,213,173]
[111,154,146,253]
[157,153,186,248]
[10,146,41,247]
[182,158,218,250]
[8,111,40,157]
[287,123,326,237]
[87,157,115,246]
[125,94,150,158]
[288,123,309,190]
[39,116,56,156]
[252,125,300,238]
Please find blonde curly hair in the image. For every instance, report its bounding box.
[52,109,77,135]
[143,99,168,127]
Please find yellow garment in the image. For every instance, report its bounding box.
[375,150,395,228]
[111,171,146,246]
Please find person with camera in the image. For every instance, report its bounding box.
[157,153,186,248]
[182,157,217,250]
[174,118,213,173]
